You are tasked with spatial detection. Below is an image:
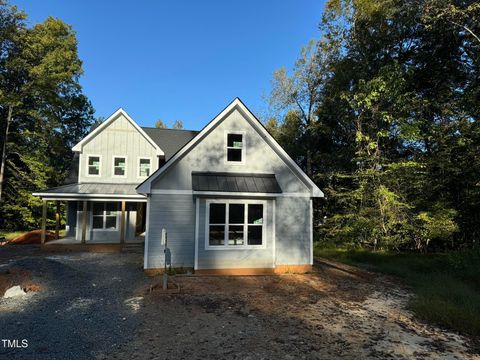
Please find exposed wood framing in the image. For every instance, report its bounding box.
[55,201,60,240]
[81,200,87,244]
[41,200,47,244]
[120,201,126,243]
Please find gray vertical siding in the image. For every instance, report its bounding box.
[147,107,313,269]
[145,194,196,268]
[196,198,274,269]
[275,197,311,265]
[151,109,310,193]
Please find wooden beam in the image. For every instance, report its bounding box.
[81,200,87,244]
[120,201,126,244]
[41,200,47,244]
[55,201,60,240]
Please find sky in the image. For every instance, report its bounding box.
[13,0,324,130]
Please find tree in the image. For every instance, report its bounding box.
[155,119,167,128]
[0,1,94,229]
[269,0,480,251]
[172,120,184,129]
[269,40,334,177]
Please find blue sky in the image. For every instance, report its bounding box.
[13,0,324,129]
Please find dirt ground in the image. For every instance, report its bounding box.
[0,245,477,359]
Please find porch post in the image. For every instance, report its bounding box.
[81,200,87,244]
[55,201,60,240]
[41,200,47,244]
[120,201,126,244]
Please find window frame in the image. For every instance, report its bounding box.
[90,202,119,231]
[86,155,102,177]
[205,199,266,250]
[224,131,246,165]
[137,157,152,178]
[112,155,128,178]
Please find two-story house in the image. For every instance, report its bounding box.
[34,98,323,274]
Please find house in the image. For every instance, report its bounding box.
[33,98,324,274]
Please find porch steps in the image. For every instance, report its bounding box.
[121,243,144,253]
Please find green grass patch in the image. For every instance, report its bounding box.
[0,230,28,241]
[315,245,480,337]
[0,229,67,241]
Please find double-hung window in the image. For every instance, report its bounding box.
[92,202,118,230]
[138,158,151,177]
[226,132,244,163]
[87,156,101,176]
[113,157,127,177]
[207,201,265,249]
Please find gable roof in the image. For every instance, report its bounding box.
[142,128,199,160]
[72,108,164,156]
[137,98,324,197]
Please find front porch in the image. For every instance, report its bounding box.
[33,183,148,251]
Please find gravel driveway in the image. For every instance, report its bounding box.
[0,245,476,359]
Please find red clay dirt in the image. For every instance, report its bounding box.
[3,230,56,245]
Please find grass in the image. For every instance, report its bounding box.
[0,229,67,241]
[315,246,480,338]
[0,230,27,241]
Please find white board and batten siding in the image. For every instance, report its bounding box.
[79,113,159,184]
[145,105,316,270]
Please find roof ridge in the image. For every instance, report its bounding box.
[142,127,199,132]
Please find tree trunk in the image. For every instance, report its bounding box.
[306,148,313,178]
[0,105,13,203]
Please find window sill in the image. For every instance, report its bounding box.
[205,245,266,251]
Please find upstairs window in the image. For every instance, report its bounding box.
[226,133,244,163]
[207,201,264,249]
[92,202,118,230]
[87,156,101,176]
[139,158,151,177]
[113,157,127,177]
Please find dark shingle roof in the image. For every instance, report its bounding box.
[35,183,143,197]
[141,127,199,160]
[192,172,282,193]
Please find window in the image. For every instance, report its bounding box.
[113,157,127,177]
[226,133,244,163]
[87,156,101,176]
[207,201,264,248]
[138,158,151,177]
[92,202,118,230]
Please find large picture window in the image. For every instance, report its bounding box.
[207,201,265,249]
[92,202,118,230]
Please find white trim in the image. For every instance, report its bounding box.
[72,108,164,156]
[90,201,119,231]
[86,154,102,177]
[272,199,276,268]
[224,130,246,165]
[194,197,200,270]
[137,157,152,179]
[149,189,312,197]
[32,192,146,199]
[112,155,128,178]
[144,196,151,269]
[310,199,313,265]
[205,199,267,250]
[136,98,323,197]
